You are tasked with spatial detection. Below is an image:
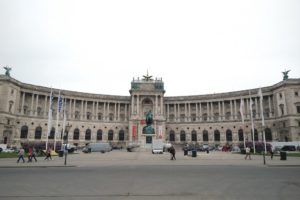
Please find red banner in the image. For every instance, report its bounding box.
[140,120,145,125]
[132,125,137,139]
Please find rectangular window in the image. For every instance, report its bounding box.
[297,106,300,113]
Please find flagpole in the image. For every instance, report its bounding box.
[61,100,67,151]
[249,91,256,154]
[240,98,246,149]
[54,90,61,152]
[46,88,53,151]
[259,88,267,166]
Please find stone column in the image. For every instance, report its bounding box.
[218,101,221,121]
[184,103,187,122]
[234,99,237,120]
[44,94,48,117]
[268,96,272,117]
[188,103,191,122]
[160,96,163,115]
[167,104,169,121]
[95,101,99,120]
[80,100,84,120]
[155,95,158,116]
[196,103,198,121]
[222,101,225,120]
[73,99,76,119]
[137,95,140,115]
[107,102,110,120]
[30,93,35,115]
[118,103,120,121]
[199,102,202,122]
[210,102,213,120]
[114,102,117,121]
[21,92,25,114]
[85,101,88,120]
[255,98,258,118]
[131,96,134,114]
[125,104,128,120]
[35,94,39,116]
[92,101,95,120]
[207,102,209,121]
[230,100,233,120]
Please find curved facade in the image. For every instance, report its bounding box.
[1,74,300,149]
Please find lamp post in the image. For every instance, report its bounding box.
[64,124,71,166]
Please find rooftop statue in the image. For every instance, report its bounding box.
[282,70,290,80]
[142,70,153,81]
[3,66,12,77]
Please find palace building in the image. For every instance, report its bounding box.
[0,73,300,149]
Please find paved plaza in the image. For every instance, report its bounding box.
[1,150,300,200]
[1,149,300,168]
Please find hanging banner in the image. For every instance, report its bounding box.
[158,126,163,139]
[132,125,137,140]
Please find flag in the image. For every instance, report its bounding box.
[58,95,63,113]
[258,88,267,153]
[158,126,163,139]
[240,98,244,124]
[249,94,256,153]
[258,88,265,126]
[132,125,137,139]
[46,89,53,150]
[47,89,53,136]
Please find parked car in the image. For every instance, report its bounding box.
[82,143,112,153]
[281,145,296,151]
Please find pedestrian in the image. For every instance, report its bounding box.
[27,146,33,162]
[44,147,52,160]
[270,148,274,160]
[17,147,25,163]
[169,146,176,160]
[31,148,38,162]
[244,146,252,160]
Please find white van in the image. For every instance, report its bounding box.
[82,143,112,153]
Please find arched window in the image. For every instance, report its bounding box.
[85,129,91,140]
[226,129,232,142]
[119,130,125,141]
[108,129,114,141]
[265,128,272,141]
[203,130,209,142]
[180,130,186,142]
[97,129,102,141]
[73,128,80,140]
[191,130,197,142]
[238,129,244,142]
[20,125,28,139]
[48,127,55,139]
[214,130,220,142]
[169,130,175,142]
[34,126,42,139]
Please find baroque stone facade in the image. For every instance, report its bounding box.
[0,74,300,149]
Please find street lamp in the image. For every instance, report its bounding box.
[63,124,71,166]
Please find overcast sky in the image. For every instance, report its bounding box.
[0,0,299,96]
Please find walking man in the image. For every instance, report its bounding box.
[169,146,176,160]
[244,146,252,160]
[17,147,25,163]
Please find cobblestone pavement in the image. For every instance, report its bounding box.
[1,150,299,168]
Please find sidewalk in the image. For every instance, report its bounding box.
[0,151,299,168]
